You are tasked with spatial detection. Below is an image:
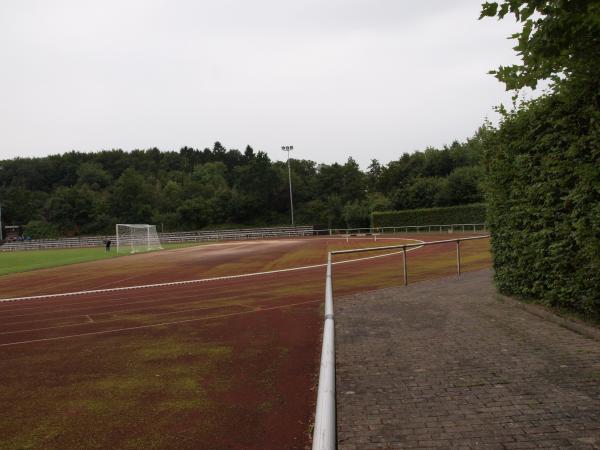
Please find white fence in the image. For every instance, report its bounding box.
[0,226,314,252]
[312,235,491,450]
[0,223,487,252]
[313,223,486,236]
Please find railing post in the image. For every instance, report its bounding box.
[402,245,408,286]
[325,253,333,317]
[456,240,461,276]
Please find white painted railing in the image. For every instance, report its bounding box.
[0,226,314,251]
[312,223,486,236]
[313,254,336,449]
[1,223,487,252]
[312,234,491,450]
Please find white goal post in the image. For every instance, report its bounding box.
[115,224,163,254]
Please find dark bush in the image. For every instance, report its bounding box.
[372,203,486,227]
[484,92,600,318]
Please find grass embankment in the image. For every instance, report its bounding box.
[0,243,203,276]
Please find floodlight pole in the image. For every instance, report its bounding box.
[281,145,295,226]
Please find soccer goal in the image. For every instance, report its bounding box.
[115,224,163,254]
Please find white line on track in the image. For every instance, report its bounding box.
[0,239,425,303]
[1,286,247,321]
[0,282,266,321]
[0,301,256,335]
[0,275,263,315]
[0,299,322,347]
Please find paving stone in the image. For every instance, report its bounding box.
[335,270,600,449]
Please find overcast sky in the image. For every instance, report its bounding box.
[0,1,521,167]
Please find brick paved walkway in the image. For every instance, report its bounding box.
[335,269,600,449]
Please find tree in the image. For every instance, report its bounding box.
[45,186,108,234]
[77,162,112,190]
[325,195,345,229]
[367,159,382,192]
[0,185,47,225]
[23,219,60,239]
[233,152,279,216]
[422,147,453,178]
[244,145,255,160]
[341,157,366,202]
[394,177,445,210]
[110,168,155,224]
[343,200,371,228]
[342,193,392,229]
[480,0,600,92]
[190,162,229,195]
[439,166,484,206]
[177,198,210,229]
[213,141,226,155]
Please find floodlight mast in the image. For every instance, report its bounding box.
[281,145,295,226]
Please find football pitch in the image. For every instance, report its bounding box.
[0,234,490,449]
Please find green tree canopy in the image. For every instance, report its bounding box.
[480,0,600,92]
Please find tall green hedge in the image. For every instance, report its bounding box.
[485,91,600,318]
[372,203,486,227]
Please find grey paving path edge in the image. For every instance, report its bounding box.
[335,269,600,449]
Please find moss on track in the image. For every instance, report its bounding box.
[0,235,492,449]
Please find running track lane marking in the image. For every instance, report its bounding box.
[85,237,411,291]
[0,240,425,303]
[0,299,322,347]
[0,302,261,335]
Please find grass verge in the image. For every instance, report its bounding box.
[0,243,205,276]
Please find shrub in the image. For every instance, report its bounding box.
[484,91,600,318]
[23,220,61,239]
[372,203,486,228]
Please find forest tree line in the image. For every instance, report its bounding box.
[0,132,487,238]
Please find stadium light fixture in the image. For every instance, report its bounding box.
[281,146,295,226]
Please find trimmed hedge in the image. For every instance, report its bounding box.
[485,90,600,318]
[372,203,486,228]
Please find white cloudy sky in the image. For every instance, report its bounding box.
[0,1,521,167]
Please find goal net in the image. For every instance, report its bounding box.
[115,224,162,254]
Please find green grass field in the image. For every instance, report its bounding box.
[0,243,204,276]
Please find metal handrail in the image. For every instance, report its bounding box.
[331,235,489,255]
[312,234,491,450]
[312,254,336,449]
[311,223,487,236]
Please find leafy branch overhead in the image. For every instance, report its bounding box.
[480,0,600,91]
